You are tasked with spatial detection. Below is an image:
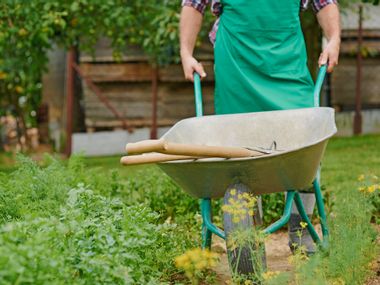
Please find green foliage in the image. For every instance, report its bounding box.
[0,155,198,284]
[266,176,379,285]
[0,0,213,127]
[261,193,285,225]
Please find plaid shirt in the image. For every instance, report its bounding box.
[182,0,338,44]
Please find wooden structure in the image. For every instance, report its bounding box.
[79,39,215,132]
[331,30,380,110]
[331,5,380,111]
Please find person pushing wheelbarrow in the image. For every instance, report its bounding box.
[180,0,340,256]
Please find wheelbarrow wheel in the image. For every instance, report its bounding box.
[223,184,266,277]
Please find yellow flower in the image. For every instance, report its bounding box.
[330,277,345,285]
[233,216,240,223]
[242,192,250,199]
[358,186,366,193]
[18,28,28,37]
[367,185,376,193]
[300,221,308,229]
[0,71,7,80]
[230,188,237,196]
[358,174,365,182]
[15,86,24,94]
[174,248,219,281]
[262,271,280,280]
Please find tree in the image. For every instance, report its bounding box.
[0,1,212,147]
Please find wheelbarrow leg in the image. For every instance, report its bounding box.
[200,198,226,249]
[200,199,213,249]
[293,192,321,244]
[264,191,295,234]
[313,175,329,240]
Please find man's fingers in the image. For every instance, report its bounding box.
[194,62,207,78]
[327,60,337,73]
[181,56,206,82]
[185,70,194,82]
[319,51,328,67]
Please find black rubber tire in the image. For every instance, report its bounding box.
[223,184,266,277]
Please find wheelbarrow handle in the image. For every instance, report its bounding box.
[120,153,199,166]
[195,65,327,111]
[193,72,204,117]
[126,139,266,158]
[313,64,328,108]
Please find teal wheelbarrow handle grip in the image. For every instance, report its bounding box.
[313,64,328,108]
[193,72,204,117]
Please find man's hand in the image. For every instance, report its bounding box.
[317,3,341,73]
[181,54,207,82]
[319,37,340,73]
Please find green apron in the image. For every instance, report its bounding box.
[214,0,315,114]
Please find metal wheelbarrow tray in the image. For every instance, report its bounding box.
[158,107,337,198]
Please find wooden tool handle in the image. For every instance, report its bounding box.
[120,153,199,166]
[162,142,257,158]
[125,139,264,158]
[126,139,167,154]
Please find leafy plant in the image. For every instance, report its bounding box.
[0,155,200,284]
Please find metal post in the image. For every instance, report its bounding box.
[150,65,159,139]
[65,47,75,157]
[354,4,363,135]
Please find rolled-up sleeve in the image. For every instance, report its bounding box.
[182,0,209,15]
[312,0,338,13]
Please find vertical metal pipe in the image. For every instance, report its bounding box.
[65,47,75,157]
[354,4,363,135]
[150,65,158,139]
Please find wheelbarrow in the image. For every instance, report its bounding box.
[121,65,337,275]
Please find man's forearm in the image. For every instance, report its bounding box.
[180,6,203,58]
[316,3,341,72]
[316,4,341,42]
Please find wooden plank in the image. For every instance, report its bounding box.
[159,62,214,82]
[331,57,380,108]
[80,62,153,82]
[340,40,380,54]
[79,61,215,83]
[342,29,380,38]
[85,118,178,128]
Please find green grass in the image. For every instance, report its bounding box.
[322,135,380,190]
